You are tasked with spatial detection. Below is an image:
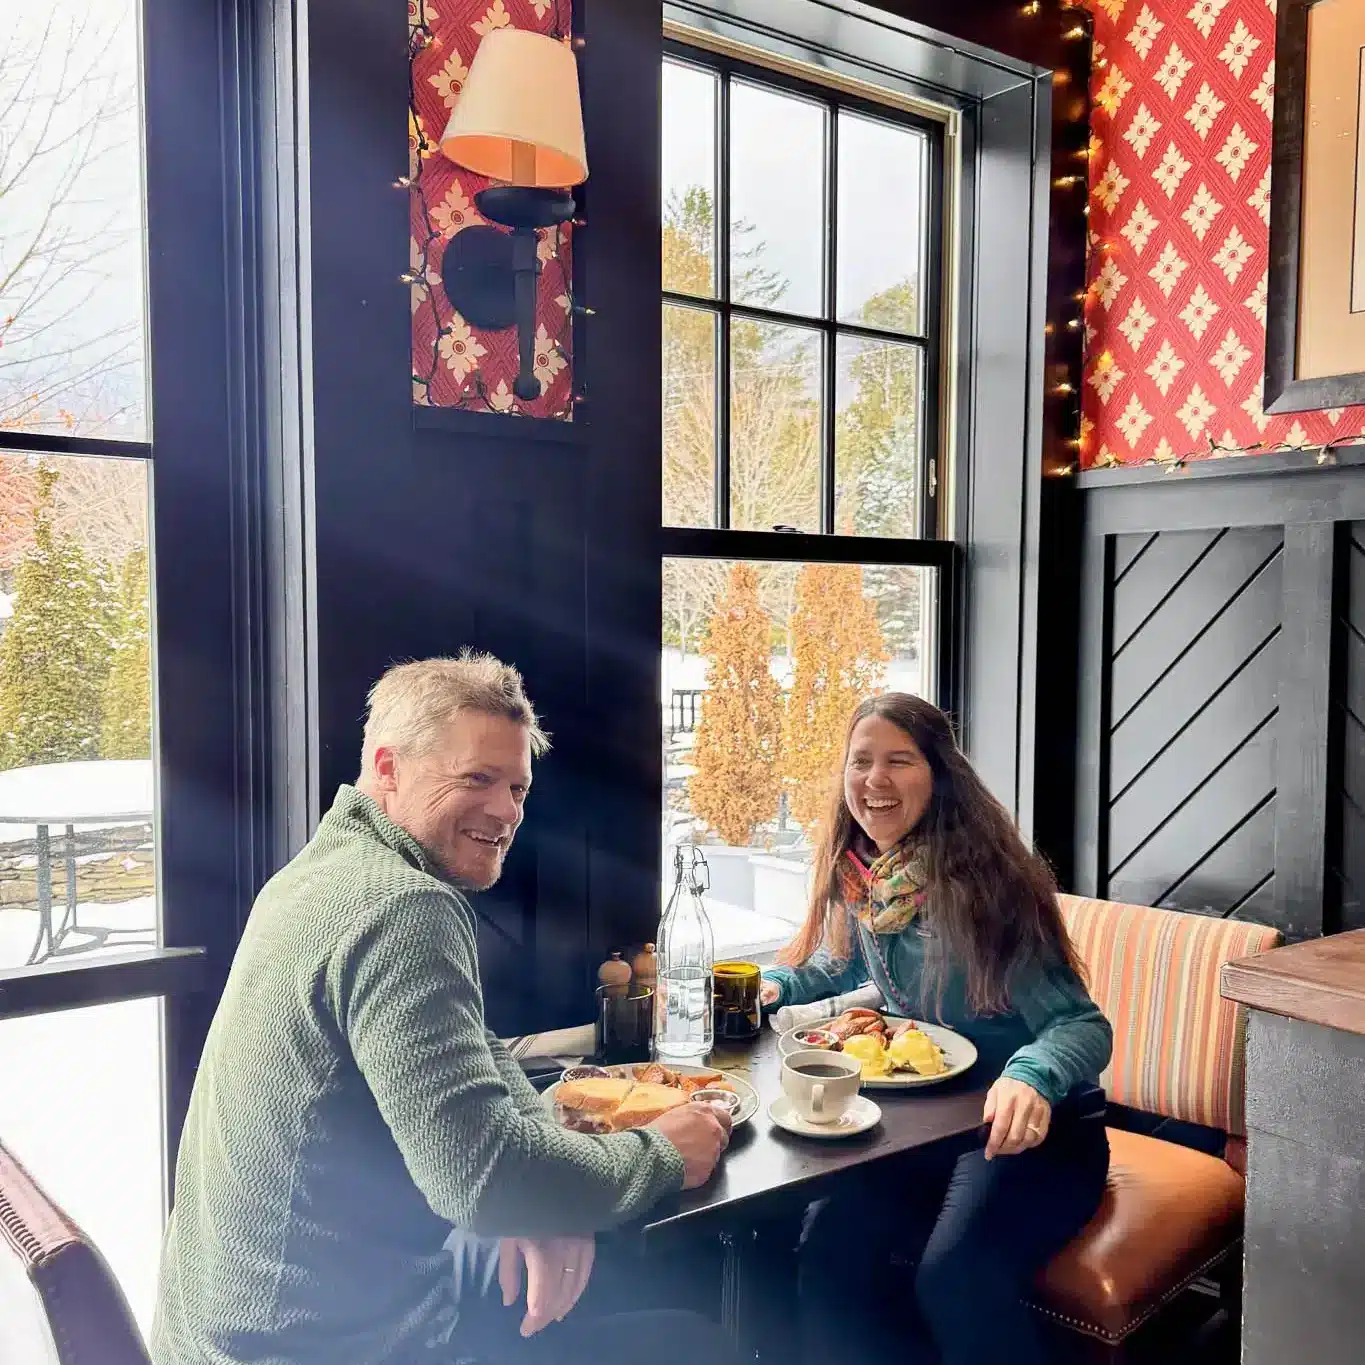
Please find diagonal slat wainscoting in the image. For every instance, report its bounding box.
[1106,527,1282,918]
[1071,451,1365,941]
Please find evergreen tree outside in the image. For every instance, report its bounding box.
[687,563,784,847]
[100,547,151,759]
[783,563,889,832]
[0,467,119,768]
[663,188,929,851]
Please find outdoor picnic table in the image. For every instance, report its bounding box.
[0,760,154,965]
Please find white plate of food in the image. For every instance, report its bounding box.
[544,1061,760,1133]
[778,1008,977,1088]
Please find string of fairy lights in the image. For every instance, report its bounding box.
[1026,0,1365,475]
[404,0,1362,458]
[403,0,582,419]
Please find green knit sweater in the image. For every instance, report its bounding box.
[150,786,684,1365]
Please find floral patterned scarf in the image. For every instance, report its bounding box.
[842,837,930,936]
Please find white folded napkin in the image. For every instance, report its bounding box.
[770,982,886,1034]
[501,1024,595,1071]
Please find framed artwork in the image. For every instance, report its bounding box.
[1265,0,1365,413]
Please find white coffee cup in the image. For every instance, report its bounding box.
[780,1048,862,1124]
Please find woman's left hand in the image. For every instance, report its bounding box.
[981,1078,1051,1160]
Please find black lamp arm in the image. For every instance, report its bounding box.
[511,229,544,402]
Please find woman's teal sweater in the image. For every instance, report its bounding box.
[762,920,1113,1106]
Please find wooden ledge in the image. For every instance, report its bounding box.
[1221,930,1365,1037]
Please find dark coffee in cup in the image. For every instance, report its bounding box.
[792,1063,848,1078]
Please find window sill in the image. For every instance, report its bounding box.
[0,947,207,1021]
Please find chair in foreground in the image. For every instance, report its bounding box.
[1032,896,1283,1362]
[0,1137,150,1365]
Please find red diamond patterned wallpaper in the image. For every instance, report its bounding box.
[1078,0,1365,468]
[408,0,575,420]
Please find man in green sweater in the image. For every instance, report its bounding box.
[151,654,733,1365]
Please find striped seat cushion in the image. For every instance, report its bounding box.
[1058,896,1281,1135]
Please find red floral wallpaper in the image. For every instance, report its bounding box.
[408,0,575,419]
[1078,0,1365,468]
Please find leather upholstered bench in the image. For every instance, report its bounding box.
[1031,896,1282,1359]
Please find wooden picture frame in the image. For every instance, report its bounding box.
[1265,0,1365,413]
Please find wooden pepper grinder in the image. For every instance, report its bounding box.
[631,942,658,991]
[597,951,632,989]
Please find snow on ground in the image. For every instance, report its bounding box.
[702,896,794,960]
[0,998,164,1338]
[0,759,152,841]
[0,763,163,1336]
[661,649,923,700]
[0,896,157,972]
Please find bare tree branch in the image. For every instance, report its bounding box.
[0,9,144,438]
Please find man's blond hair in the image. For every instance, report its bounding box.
[359,652,549,776]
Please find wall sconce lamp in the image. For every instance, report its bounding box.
[439,29,587,401]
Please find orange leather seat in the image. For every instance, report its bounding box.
[1036,1126,1245,1344]
[1029,898,1282,1351]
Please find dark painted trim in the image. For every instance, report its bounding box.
[1083,461,1365,536]
[664,0,1045,103]
[1324,521,1350,938]
[1264,0,1365,413]
[579,0,667,970]
[0,433,153,461]
[1274,523,1335,938]
[1073,530,1113,898]
[258,0,322,858]
[143,0,290,1182]
[956,75,1050,821]
[0,949,206,1022]
[661,526,955,567]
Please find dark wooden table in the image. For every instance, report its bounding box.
[643,1026,990,1236]
[1222,931,1365,1365]
[634,1027,990,1353]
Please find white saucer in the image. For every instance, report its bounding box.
[767,1093,882,1139]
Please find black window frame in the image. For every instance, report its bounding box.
[0,0,300,1178]
[663,38,945,542]
[660,35,959,714]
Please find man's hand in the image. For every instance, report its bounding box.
[497,1236,595,1337]
[982,1077,1051,1160]
[650,1103,732,1188]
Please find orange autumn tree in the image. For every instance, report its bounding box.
[688,563,784,847]
[783,563,890,831]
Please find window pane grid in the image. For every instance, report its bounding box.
[662,292,932,348]
[662,45,940,538]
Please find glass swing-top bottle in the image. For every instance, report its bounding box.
[653,844,715,1061]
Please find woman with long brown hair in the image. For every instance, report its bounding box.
[760,693,1111,1365]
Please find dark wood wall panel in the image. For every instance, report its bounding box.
[1072,453,1365,941]
[1102,528,1282,916]
[1333,526,1365,933]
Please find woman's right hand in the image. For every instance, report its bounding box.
[760,979,780,1007]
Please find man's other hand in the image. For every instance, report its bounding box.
[497,1236,595,1337]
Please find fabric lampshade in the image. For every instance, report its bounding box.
[440,28,588,188]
